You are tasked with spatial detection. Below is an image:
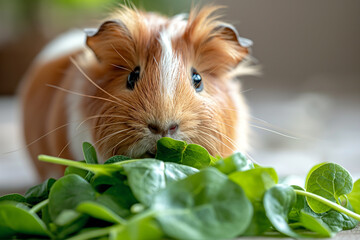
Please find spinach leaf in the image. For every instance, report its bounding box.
[242,202,272,236]
[48,174,96,221]
[96,184,138,218]
[263,185,301,238]
[67,210,162,240]
[123,159,198,206]
[289,185,307,221]
[0,201,50,238]
[0,193,26,203]
[155,137,215,169]
[82,142,98,181]
[77,201,126,224]
[305,163,353,213]
[82,142,98,164]
[54,209,89,239]
[214,151,254,174]
[300,210,334,237]
[152,168,253,240]
[25,178,56,205]
[104,155,131,164]
[155,137,186,163]
[64,163,88,179]
[320,201,359,232]
[348,179,360,214]
[229,167,277,202]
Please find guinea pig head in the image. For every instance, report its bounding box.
[81,6,252,160]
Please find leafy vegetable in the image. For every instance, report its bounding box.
[305,163,353,213]
[348,179,360,214]
[152,168,253,239]
[122,159,198,206]
[155,137,215,168]
[1,138,360,239]
[0,201,50,238]
[263,184,301,238]
[25,178,56,205]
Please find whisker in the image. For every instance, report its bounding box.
[200,124,240,151]
[76,114,131,131]
[3,122,71,155]
[250,124,299,140]
[46,84,122,106]
[111,44,131,67]
[109,134,134,156]
[110,63,131,72]
[70,57,123,103]
[57,123,132,158]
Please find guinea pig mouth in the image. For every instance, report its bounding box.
[140,151,156,158]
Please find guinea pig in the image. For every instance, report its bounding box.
[19,5,255,180]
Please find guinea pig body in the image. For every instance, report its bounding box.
[20,6,253,179]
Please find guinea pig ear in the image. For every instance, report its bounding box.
[85,20,130,62]
[214,23,253,61]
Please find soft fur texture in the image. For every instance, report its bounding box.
[20,6,252,180]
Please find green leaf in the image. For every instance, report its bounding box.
[263,185,301,238]
[96,184,138,218]
[123,159,198,206]
[104,155,131,164]
[155,137,186,163]
[348,179,360,214]
[111,212,162,240]
[152,168,253,240]
[214,152,254,174]
[82,142,98,164]
[288,185,307,221]
[305,163,353,213]
[25,178,56,205]
[155,137,214,169]
[242,202,272,236]
[0,193,26,203]
[48,174,96,221]
[0,201,50,238]
[182,143,212,169]
[229,167,277,202]
[54,209,89,239]
[300,210,334,237]
[64,164,88,179]
[77,201,126,224]
[83,142,98,181]
[320,201,359,232]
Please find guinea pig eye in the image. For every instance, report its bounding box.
[191,68,203,92]
[127,66,140,90]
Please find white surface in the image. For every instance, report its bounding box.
[0,97,38,193]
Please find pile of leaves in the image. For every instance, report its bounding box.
[0,137,359,239]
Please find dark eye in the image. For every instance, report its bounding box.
[191,68,203,92]
[127,66,140,90]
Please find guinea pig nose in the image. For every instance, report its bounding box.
[148,123,179,136]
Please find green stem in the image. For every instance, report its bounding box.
[295,190,360,221]
[29,199,49,214]
[67,224,122,240]
[68,209,157,240]
[38,155,140,176]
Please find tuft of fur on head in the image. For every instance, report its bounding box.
[73,5,256,160]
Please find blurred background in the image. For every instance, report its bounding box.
[0,0,359,193]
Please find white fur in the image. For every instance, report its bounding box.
[159,30,180,97]
[36,29,85,63]
[66,75,93,161]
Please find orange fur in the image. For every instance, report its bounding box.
[20,6,251,180]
